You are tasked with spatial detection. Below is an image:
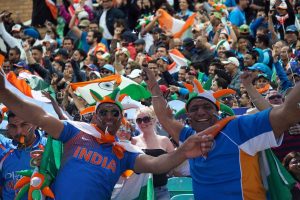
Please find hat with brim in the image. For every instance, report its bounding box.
[79,19,90,27]
[239,24,250,34]
[157,56,170,64]
[221,57,239,66]
[134,39,145,45]
[84,64,98,71]
[13,61,27,68]
[12,24,22,32]
[127,69,141,79]
[277,1,287,9]
[248,63,272,80]
[102,64,115,73]
[286,25,298,34]
[256,73,270,81]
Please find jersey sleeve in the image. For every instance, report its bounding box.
[58,121,81,143]
[124,152,140,170]
[179,126,195,144]
[222,108,282,156]
[229,10,241,26]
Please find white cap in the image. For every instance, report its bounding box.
[278,1,287,9]
[78,11,89,20]
[12,24,22,32]
[221,57,240,66]
[127,69,141,79]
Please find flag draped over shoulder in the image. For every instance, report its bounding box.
[70,75,151,105]
[259,149,296,200]
[157,9,196,39]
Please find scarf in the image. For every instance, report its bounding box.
[257,84,270,94]
[91,124,125,159]
[276,14,289,26]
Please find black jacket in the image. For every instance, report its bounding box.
[97,8,125,37]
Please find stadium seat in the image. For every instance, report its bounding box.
[167,177,193,197]
[170,194,194,200]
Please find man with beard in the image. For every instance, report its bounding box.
[86,30,105,55]
[0,71,213,199]
[142,65,300,199]
[0,111,47,199]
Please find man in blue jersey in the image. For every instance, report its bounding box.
[0,111,47,200]
[0,72,213,199]
[229,0,249,27]
[142,66,300,199]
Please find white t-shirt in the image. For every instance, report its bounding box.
[99,9,113,40]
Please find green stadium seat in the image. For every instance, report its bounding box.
[167,177,193,197]
[170,194,194,200]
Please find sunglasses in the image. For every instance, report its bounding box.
[136,116,152,124]
[268,95,282,100]
[98,109,120,118]
[100,70,111,74]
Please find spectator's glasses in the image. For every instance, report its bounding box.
[81,113,94,123]
[3,65,10,71]
[136,116,152,124]
[100,70,112,74]
[98,109,120,118]
[268,95,282,100]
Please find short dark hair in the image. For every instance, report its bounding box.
[215,77,229,89]
[148,60,158,65]
[10,47,21,55]
[31,45,43,53]
[63,36,74,44]
[7,111,16,122]
[256,35,269,47]
[76,49,87,59]
[90,30,103,43]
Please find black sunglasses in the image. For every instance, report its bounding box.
[268,95,282,100]
[136,116,152,124]
[98,109,120,118]
[100,70,112,74]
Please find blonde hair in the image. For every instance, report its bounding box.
[135,106,157,120]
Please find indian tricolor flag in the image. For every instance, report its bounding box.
[157,9,196,39]
[6,71,50,102]
[112,173,154,200]
[3,72,59,118]
[260,149,295,200]
[70,75,151,105]
[168,49,190,74]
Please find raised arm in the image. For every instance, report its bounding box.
[241,72,271,110]
[134,130,213,173]
[270,82,300,138]
[0,71,64,139]
[141,67,184,143]
[69,9,82,39]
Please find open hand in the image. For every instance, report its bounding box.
[180,132,214,159]
[22,41,30,52]
[240,71,256,86]
[141,65,156,86]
